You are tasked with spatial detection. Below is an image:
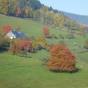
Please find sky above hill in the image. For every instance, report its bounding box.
[39,0,88,15]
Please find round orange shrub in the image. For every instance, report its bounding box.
[47,44,77,72]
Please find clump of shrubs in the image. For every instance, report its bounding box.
[43,26,52,38]
[47,44,77,73]
[32,37,49,51]
[84,40,88,49]
[9,39,33,55]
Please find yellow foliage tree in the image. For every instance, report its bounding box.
[0,0,9,15]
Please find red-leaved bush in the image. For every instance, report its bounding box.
[10,39,32,54]
[47,44,77,72]
[16,7,21,17]
[3,24,12,33]
[43,26,50,38]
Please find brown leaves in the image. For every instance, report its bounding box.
[10,39,33,54]
[43,26,50,38]
[3,24,12,33]
[47,44,77,72]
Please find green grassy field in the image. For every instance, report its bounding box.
[0,14,88,88]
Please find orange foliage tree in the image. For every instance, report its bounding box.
[3,24,12,33]
[47,44,77,72]
[15,7,21,17]
[10,39,33,55]
[43,26,51,38]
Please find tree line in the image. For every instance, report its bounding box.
[0,0,81,29]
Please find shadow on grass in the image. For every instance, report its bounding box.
[49,68,80,74]
[0,47,8,53]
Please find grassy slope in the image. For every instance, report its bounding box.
[0,14,43,37]
[0,15,88,88]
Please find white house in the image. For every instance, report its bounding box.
[6,31,16,39]
[5,30,27,40]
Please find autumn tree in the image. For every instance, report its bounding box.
[0,0,9,15]
[47,44,77,72]
[0,27,10,50]
[0,28,4,47]
[24,6,30,17]
[32,37,48,50]
[8,0,18,16]
[9,39,33,55]
[43,26,52,38]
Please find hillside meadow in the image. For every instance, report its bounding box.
[0,15,88,88]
